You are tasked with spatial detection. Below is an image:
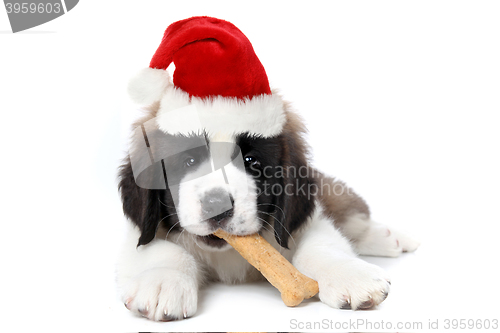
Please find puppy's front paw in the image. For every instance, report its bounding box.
[122,267,198,321]
[318,258,390,310]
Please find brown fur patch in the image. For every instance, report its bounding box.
[316,171,370,226]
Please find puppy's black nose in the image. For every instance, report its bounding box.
[201,188,234,226]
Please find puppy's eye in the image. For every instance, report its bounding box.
[184,157,197,167]
[244,156,261,168]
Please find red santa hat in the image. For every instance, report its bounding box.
[128,16,286,138]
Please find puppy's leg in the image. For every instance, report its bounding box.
[340,213,420,257]
[316,172,419,257]
[116,222,201,321]
[292,207,391,310]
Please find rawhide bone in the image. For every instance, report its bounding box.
[213,229,319,306]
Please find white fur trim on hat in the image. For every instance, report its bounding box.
[155,86,286,138]
[128,68,171,105]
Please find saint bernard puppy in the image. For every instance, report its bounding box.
[116,16,420,321]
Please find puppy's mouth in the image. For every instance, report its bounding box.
[197,234,228,248]
[195,210,233,248]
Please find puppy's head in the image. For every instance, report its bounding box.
[118,106,315,251]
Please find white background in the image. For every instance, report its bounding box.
[1,1,499,332]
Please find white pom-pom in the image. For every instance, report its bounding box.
[127,68,171,105]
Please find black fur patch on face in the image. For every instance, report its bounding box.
[237,133,282,237]
[237,130,316,248]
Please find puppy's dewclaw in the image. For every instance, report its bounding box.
[214,229,319,306]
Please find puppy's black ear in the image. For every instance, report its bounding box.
[273,166,316,249]
[272,111,316,249]
[137,189,164,246]
[118,158,166,247]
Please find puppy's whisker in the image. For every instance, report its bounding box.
[256,216,284,254]
[260,224,278,243]
[192,233,204,250]
[256,216,275,238]
[165,221,180,240]
[256,216,281,243]
[256,203,285,220]
[150,212,178,238]
[257,209,296,247]
[159,212,178,223]
[255,188,268,199]
[175,228,186,243]
[158,197,177,209]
